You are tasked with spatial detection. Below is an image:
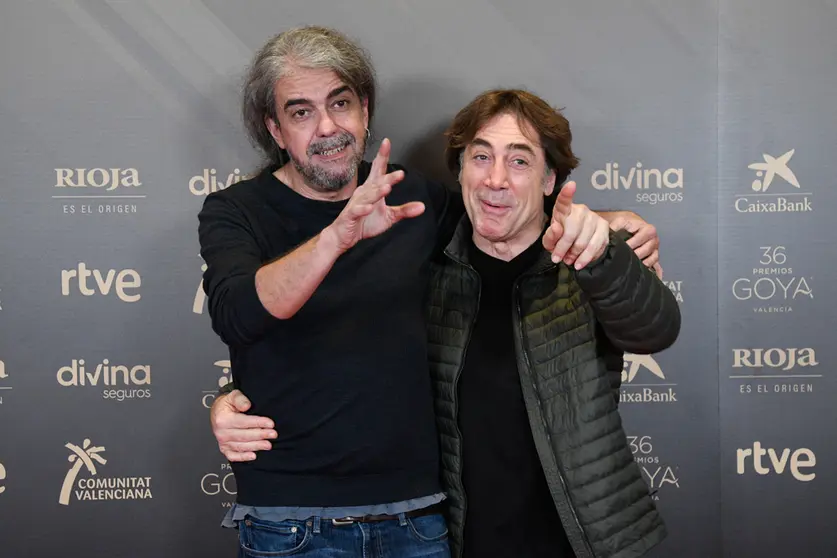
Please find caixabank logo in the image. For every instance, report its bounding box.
[54,167,145,216]
[201,360,232,409]
[619,354,677,403]
[731,347,820,395]
[590,162,684,205]
[627,435,680,501]
[731,246,813,314]
[59,439,152,506]
[734,149,812,214]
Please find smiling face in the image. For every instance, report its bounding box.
[460,113,556,250]
[266,66,369,194]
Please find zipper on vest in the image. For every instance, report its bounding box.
[448,260,480,558]
[513,271,596,558]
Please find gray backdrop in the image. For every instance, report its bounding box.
[0,1,833,556]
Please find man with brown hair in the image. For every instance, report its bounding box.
[426,89,680,557]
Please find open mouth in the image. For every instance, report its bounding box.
[316,144,349,159]
[480,200,510,214]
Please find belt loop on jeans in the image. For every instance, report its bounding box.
[397,512,407,527]
[312,515,322,534]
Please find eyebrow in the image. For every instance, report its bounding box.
[283,85,353,111]
[469,138,536,157]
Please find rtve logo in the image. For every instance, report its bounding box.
[736,442,816,482]
[55,168,141,191]
[61,263,141,303]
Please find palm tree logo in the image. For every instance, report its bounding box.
[193,255,208,314]
[59,439,106,506]
[622,354,666,383]
[748,149,800,192]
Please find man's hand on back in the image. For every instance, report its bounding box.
[211,390,276,462]
[602,211,663,279]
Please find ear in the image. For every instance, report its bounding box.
[542,169,557,196]
[361,96,369,130]
[265,115,286,149]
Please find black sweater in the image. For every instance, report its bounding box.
[197,162,450,507]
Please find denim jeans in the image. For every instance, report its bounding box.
[237,512,451,557]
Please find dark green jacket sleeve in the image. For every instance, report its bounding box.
[574,230,681,354]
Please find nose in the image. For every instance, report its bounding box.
[316,111,338,137]
[486,159,509,189]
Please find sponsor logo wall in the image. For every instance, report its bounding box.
[0,1,833,557]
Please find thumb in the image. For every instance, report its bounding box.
[230,390,251,412]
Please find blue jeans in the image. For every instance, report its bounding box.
[237,513,451,558]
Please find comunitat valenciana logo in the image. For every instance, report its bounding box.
[731,347,820,396]
[57,359,151,401]
[202,360,232,409]
[59,439,152,506]
[735,149,812,214]
[628,435,679,501]
[54,167,144,216]
[590,162,683,204]
[201,463,236,508]
[61,263,141,303]
[189,168,250,196]
[731,246,812,313]
[664,279,683,304]
[619,354,677,403]
[736,442,816,482]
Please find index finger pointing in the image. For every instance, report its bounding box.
[554,181,576,214]
[369,138,391,180]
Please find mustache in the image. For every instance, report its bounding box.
[307,132,356,156]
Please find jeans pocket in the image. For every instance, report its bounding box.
[239,517,312,557]
[406,513,449,543]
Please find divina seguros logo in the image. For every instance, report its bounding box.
[0,360,10,406]
[189,168,249,196]
[591,162,683,204]
[57,359,152,401]
[54,167,143,215]
[59,439,152,506]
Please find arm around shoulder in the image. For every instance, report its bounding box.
[574,230,681,354]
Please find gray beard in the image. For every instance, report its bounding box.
[290,135,366,193]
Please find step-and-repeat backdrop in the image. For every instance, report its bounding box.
[0,1,834,556]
